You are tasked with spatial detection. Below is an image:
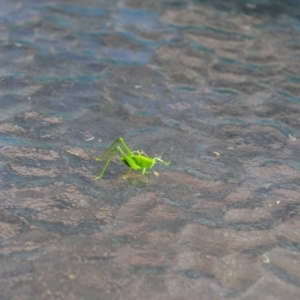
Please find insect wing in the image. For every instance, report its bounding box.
[133,155,155,169]
[121,156,141,170]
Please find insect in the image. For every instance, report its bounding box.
[95,137,170,179]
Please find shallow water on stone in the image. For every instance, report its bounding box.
[1,0,300,299]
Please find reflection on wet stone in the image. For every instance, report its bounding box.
[1,0,300,299]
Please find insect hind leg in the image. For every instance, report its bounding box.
[95,137,125,162]
[95,148,117,179]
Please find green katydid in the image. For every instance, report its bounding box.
[95,137,170,179]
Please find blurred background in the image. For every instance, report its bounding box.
[1,0,300,299]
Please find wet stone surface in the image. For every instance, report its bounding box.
[1,0,300,299]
